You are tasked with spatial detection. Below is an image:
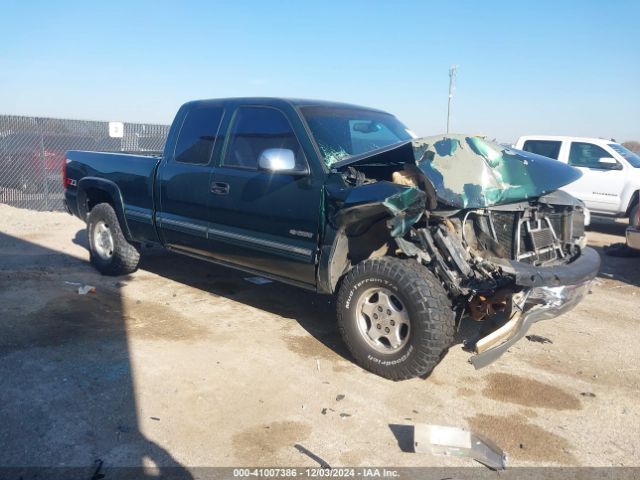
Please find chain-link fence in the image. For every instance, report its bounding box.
[0,115,169,211]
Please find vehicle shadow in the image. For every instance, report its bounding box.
[75,229,494,376]
[75,229,352,363]
[0,231,193,479]
[591,245,640,288]
[586,218,628,236]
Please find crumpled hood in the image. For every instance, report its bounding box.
[412,134,582,208]
[335,134,583,209]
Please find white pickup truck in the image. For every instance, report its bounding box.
[514,136,640,226]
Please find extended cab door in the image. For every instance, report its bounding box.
[564,141,626,213]
[207,105,323,285]
[156,105,225,256]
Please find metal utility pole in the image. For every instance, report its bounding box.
[446,65,458,134]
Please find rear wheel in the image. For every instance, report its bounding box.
[336,257,455,380]
[87,203,140,275]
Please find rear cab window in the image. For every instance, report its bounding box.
[522,140,562,160]
[174,107,225,164]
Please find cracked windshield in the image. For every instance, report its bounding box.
[301,106,415,166]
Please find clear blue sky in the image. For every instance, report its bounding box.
[1,0,638,142]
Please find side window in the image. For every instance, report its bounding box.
[223,107,305,169]
[174,107,224,164]
[522,140,561,160]
[569,142,614,168]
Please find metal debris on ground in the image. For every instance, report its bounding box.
[525,334,553,344]
[413,424,507,470]
[243,276,273,285]
[335,394,345,401]
[65,281,96,294]
[294,444,331,469]
[580,392,596,397]
[78,285,96,295]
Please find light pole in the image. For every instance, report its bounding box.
[446,65,458,134]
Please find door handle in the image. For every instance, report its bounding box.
[211,182,230,195]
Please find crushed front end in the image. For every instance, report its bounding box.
[331,134,600,368]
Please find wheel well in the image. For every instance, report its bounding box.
[84,188,114,213]
[625,191,639,217]
[329,219,393,292]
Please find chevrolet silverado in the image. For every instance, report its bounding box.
[64,98,600,380]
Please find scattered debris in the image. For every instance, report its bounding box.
[335,394,345,401]
[339,413,351,418]
[412,410,419,414]
[150,417,160,421]
[64,281,96,294]
[580,392,596,398]
[294,444,331,469]
[316,359,320,372]
[525,334,553,344]
[413,424,507,471]
[244,276,273,285]
[78,285,96,295]
[321,408,327,415]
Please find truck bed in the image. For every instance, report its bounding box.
[65,150,161,239]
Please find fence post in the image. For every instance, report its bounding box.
[39,126,49,211]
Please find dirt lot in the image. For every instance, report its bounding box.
[0,204,638,473]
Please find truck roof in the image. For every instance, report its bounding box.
[516,135,618,145]
[182,97,390,114]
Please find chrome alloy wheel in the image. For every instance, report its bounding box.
[93,220,114,260]
[356,287,411,353]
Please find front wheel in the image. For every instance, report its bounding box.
[87,203,140,275]
[336,257,455,380]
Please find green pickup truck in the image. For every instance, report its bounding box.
[64,98,600,380]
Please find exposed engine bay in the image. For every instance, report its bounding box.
[327,135,597,364]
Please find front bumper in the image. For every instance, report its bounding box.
[626,226,640,251]
[470,247,600,369]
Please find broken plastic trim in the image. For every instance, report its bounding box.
[413,424,507,470]
[330,181,426,237]
[382,187,425,237]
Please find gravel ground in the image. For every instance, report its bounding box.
[0,204,638,474]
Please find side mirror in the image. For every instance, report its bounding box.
[598,157,622,170]
[258,148,308,176]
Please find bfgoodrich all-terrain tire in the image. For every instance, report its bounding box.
[337,257,454,380]
[87,203,140,276]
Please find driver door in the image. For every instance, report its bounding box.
[207,106,322,285]
[566,141,626,213]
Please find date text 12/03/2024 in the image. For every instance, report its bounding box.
[233,468,400,478]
